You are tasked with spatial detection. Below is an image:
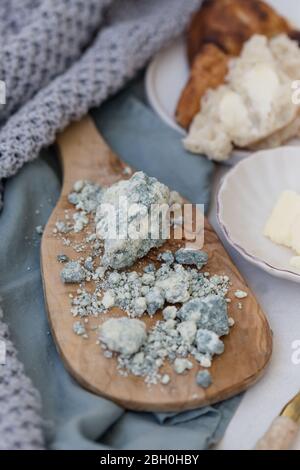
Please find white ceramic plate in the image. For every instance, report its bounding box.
[146,0,300,164]
[217,147,300,282]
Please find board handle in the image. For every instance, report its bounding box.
[56,115,126,193]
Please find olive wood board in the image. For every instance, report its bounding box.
[41,115,273,412]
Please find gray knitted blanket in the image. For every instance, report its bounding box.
[0,0,201,450]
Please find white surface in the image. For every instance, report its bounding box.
[145,0,300,164]
[209,166,300,450]
[218,147,300,283]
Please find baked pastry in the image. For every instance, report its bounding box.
[183,35,299,161]
[187,0,291,63]
[175,44,229,129]
[176,0,296,130]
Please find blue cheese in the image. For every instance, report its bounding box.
[157,251,174,264]
[57,254,69,263]
[145,287,165,315]
[73,321,87,337]
[162,306,177,320]
[101,290,115,309]
[56,172,236,386]
[99,317,146,356]
[196,329,224,356]
[155,271,190,304]
[61,261,86,283]
[68,181,103,213]
[196,370,212,388]
[96,172,172,269]
[55,220,72,234]
[73,211,89,232]
[178,295,229,336]
[133,297,147,316]
[173,358,193,374]
[35,225,44,235]
[175,248,208,269]
[161,374,170,385]
[234,290,248,299]
[177,321,197,345]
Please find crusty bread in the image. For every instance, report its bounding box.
[187,0,292,64]
[175,44,229,129]
[177,0,296,131]
[184,35,299,161]
[248,114,300,151]
[270,34,300,79]
[246,35,300,150]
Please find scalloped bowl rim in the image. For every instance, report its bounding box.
[217,147,300,283]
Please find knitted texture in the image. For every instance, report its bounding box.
[0,306,44,450]
[0,0,202,449]
[0,0,201,179]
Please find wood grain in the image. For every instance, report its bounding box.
[41,115,273,412]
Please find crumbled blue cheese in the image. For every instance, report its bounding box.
[99,317,146,356]
[193,353,212,368]
[157,251,174,264]
[35,225,44,235]
[196,370,212,388]
[55,220,72,234]
[145,288,165,315]
[73,321,87,336]
[57,254,69,263]
[61,261,86,283]
[68,181,103,213]
[155,270,190,304]
[162,306,177,320]
[196,329,224,356]
[71,290,103,317]
[101,290,115,309]
[177,321,197,345]
[55,173,238,387]
[175,248,208,268]
[84,257,94,272]
[161,374,170,385]
[96,172,173,269]
[133,297,147,316]
[173,358,193,374]
[178,295,229,336]
[73,211,89,232]
[234,290,248,299]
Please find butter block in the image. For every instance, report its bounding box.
[264,190,300,252]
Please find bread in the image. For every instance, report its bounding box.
[183,35,299,161]
[177,0,295,131]
[175,44,229,129]
[246,34,300,150]
[187,0,292,64]
[248,114,300,151]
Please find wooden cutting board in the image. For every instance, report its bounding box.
[41,115,273,412]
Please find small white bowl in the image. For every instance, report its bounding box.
[217,147,300,283]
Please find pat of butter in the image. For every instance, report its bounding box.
[264,190,300,253]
